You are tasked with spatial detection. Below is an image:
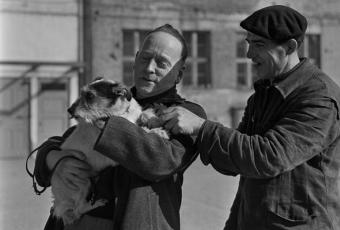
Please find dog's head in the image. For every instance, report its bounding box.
[68,77,133,123]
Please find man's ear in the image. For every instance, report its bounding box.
[286,39,298,55]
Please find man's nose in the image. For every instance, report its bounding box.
[67,106,75,116]
[146,58,157,73]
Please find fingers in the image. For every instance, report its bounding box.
[158,107,179,122]
[157,106,176,117]
[164,118,179,134]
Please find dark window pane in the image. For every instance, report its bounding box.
[183,32,192,57]
[123,61,134,86]
[237,63,247,86]
[123,31,134,56]
[308,35,321,68]
[198,62,211,86]
[41,82,66,91]
[138,30,151,49]
[197,32,209,57]
[182,63,192,86]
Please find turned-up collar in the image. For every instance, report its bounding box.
[130,86,185,108]
[254,58,317,98]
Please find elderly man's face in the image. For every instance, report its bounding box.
[246,32,289,80]
[133,31,184,99]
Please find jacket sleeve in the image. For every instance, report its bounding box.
[202,98,252,177]
[94,103,207,182]
[34,127,76,187]
[198,94,339,179]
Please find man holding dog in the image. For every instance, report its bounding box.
[33,24,206,230]
[160,5,340,230]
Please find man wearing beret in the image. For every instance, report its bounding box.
[160,5,340,230]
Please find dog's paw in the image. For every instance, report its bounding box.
[74,198,108,218]
[92,199,108,208]
[140,108,165,129]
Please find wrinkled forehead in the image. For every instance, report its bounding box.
[141,31,183,58]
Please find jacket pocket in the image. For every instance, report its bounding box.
[266,203,317,229]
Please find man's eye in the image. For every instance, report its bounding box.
[157,61,168,68]
[156,59,171,68]
[255,43,265,47]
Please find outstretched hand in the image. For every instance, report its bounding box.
[158,106,205,135]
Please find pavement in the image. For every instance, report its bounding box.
[0,157,239,230]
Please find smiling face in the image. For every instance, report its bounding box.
[246,32,290,80]
[133,31,184,99]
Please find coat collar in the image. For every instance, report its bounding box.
[130,86,185,108]
[254,58,317,98]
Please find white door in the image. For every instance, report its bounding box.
[37,80,69,145]
[0,78,29,158]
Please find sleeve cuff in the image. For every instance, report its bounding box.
[197,120,217,165]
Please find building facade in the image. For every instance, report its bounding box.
[1,0,340,157]
[0,0,82,157]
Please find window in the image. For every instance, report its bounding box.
[236,32,254,89]
[182,31,211,88]
[122,30,151,86]
[298,34,321,68]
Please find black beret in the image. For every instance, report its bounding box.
[240,5,307,42]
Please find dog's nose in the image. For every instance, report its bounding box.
[67,106,75,116]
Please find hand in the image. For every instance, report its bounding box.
[48,150,93,191]
[159,106,205,135]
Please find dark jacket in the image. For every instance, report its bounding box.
[197,59,340,230]
[34,87,206,230]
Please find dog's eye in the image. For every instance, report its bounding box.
[85,91,95,101]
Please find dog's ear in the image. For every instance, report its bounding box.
[93,76,104,82]
[114,88,132,101]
